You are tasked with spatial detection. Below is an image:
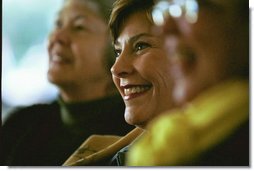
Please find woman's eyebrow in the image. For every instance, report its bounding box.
[56,11,88,23]
[129,33,153,44]
[115,33,153,46]
[73,15,87,22]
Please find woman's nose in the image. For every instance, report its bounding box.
[49,27,70,46]
[111,55,133,78]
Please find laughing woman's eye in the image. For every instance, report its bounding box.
[55,19,62,29]
[114,49,121,57]
[134,42,151,52]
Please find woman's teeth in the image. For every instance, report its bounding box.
[52,55,62,62]
[124,86,150,96]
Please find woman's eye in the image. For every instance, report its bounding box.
[114,49,121,57]
[55,19,62,29]
[74,24,86,31]
[135,42,150,52]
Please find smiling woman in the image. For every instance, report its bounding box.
[62,0,175,166]
[1,0,134,166]
[110,11,174,128]
[47,0,112,102]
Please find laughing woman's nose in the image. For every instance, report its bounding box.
[111,55,134,78]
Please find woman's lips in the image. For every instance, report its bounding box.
[51,54,62,62]
[122,85,152,100]
[51,54,72,64]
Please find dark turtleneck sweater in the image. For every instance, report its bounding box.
[0,95,134,166]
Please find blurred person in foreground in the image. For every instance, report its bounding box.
[127,0,249,166]
[63,0,175,166]
[1,0,133,166]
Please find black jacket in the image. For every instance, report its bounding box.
[0,95,134,166]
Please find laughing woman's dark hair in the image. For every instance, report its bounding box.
[109,0,154,43]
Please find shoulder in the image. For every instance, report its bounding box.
[3,101,59,128]
[1,101,60,164]
[196,120,249,166]
[2,101,60,147]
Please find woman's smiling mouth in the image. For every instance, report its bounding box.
[51,54,72,65]
[122,85,152,100]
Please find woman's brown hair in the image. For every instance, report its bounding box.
[109,0,154,44]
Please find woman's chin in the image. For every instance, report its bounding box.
[124,112,147,128]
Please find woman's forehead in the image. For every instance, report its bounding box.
[63,0,100,15]
[58,0,102,21]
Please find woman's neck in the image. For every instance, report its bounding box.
[59,79,116,103]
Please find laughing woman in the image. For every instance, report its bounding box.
[63,0,175,166]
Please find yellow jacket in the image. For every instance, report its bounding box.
[127,79,249,166]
